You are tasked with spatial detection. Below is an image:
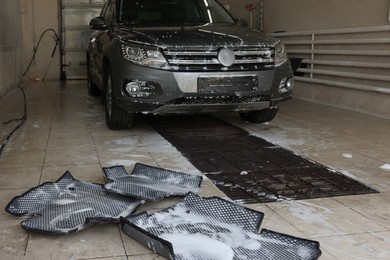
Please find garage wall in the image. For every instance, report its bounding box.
[223,0,390,32]
[220,0,263,28]
[0,0,23,98]
[224,0,390,119]
[262,0,390,33]
[21,0,60,81]
[261,0,390,119]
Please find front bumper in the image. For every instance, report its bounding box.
[110,46,293,114]
[152,98,271,114]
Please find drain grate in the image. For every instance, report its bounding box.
[146,115,378,204]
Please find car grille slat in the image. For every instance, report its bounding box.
[164,50,218,56]
[171,58,221,65]
[162,47,275,71]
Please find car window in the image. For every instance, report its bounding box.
[116,0,235,26]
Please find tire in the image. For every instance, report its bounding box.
[87,58,101,97]
[104,69,135,130]
[239,107,279,123]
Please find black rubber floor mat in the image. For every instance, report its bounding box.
[103,163,203,201]
[146,115,378,203]
[6,172,143,234]
[122,193,322,260]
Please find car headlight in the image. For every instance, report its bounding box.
[121,44,167,68]
[274,41,288,66]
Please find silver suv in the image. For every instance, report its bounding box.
[87,0,294,129]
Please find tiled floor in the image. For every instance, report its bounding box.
[0,81,389,259]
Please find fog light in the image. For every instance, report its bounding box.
[286,77,294,90]
[278,77,294,94]
[124,80,158,98]
[126,82,141,95]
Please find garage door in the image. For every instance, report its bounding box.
[61,0,106,79]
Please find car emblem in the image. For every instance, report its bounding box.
[218,48,235,67]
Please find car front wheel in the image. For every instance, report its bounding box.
[239,107,279,123]
[104,69,134,130]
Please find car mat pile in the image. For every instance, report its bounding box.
[6,171,143,234]
[6,163,322,259]
[103,163,203,201]
[123,193,322,260]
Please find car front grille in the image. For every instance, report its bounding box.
[162,47,275,72]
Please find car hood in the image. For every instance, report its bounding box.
[115,24,278,48]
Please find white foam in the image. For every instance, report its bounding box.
[342,153,353,159]
[161,234,234,260]
[133,203,314,259]
[379,163,390,171]
[55,199,76,205]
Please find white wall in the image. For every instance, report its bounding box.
[0,0,23,98]
[224,0,390,32]
[0,0,60,99]
[225,0,390,118]
[263,0,390,33]
[21,0,60,81]
[220,0,262,28]
[262,0,390,119]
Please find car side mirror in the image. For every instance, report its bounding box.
[90,17,108,30]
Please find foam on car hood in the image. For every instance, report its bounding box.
[117,24,278,48]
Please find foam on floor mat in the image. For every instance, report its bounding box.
[103,163,203,201]
[122,193,322,260]
[6,171,143,234]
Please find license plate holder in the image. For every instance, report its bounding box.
[198,76,258,93]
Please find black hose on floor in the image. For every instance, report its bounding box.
[0,85,27,156]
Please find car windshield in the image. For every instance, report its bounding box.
[116,0,235,26]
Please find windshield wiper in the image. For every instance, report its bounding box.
[118,19,148,26]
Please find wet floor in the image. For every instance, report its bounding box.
[0,80,390,259]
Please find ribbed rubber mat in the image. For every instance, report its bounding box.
[6,172,143,234]
[122,193,322,260]
[103,163,203,201]
[146,115,378,203]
